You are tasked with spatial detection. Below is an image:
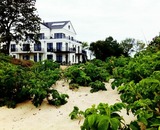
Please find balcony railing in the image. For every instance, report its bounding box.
[50,36,81,43]
[10,48,45,53]
[52,47,76,53]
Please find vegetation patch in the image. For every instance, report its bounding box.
[0,55,68,108]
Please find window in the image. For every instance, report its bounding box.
[47,55,53,60]
[23,44,30,51]
[72,55,74,63]
[68,25,70,29]
[23,55,30,60]
[56,42,62,51]
[71,37,74,41]
[11,44,16,52]
[47,43,53,52]
[34,54,42,62]
[34,43,41,51]
[38,33,44,39]
[56,54,62,63]
[54,33,65,39]
[65,43,68,51]
[34,55,37,62]
[26,34,34,40]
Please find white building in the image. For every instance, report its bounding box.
[9,21,84,64]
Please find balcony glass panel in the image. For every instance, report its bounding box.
[54,33,65,39]
[47,43,53,52]
[56,42,62,51]
[34,43,41,51]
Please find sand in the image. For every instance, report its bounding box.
[0,80,136,130]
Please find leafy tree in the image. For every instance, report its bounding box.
[89,36,124,61]
[120,38,145,56]
[0,0,41,54]
[148,35,160,51]
[120,38,134,55]
[131,40,145,55]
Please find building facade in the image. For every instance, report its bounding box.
[9,21,83,64]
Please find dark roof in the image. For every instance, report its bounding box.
[42,21,70,29]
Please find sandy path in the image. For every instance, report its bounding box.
[0,80,136,130]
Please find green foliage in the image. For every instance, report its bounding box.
[69,106,84,120]
[89,36,126,61]
[149,35,160,51]
[47,90,69,106]
[111,50,160,129]
[89,80,106,93]
[64,64,91,86]
[81,103,126,130]
[0,61,31,107]
[111,51,160,89]
[0,54,68,108]
[120,38,134,55]
[64,60,110,92]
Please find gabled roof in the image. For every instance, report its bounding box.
[42,21,70,29]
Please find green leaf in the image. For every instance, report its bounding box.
[129,121,140,130]
[88,114,97,127]
[138,117,148,126]
[110,118,120,130]
[151,118,160,127]
[97,116,109,130]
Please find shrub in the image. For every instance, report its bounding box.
[89,80,107,93]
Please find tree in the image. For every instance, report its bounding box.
[120,38,134,55]
[149,35,160,51]
[120,38,145,56]
[89,36,124,61]
[0,0,41,54]
[131,40,145,54]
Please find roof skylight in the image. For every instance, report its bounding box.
[52,22,65,26]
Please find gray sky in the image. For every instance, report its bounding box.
[36,0,160,43]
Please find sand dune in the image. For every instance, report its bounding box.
[0,80,136,130]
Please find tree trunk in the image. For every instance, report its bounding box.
[6,40,10,55]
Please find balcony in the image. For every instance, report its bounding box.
[11,48,45,54]
[53,47,76,53]
[76,51,83,55]
[50,36,82,44]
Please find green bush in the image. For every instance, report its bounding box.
[69,103,126,130]
[69,106,84,120]
[64,61,110,88]
[89,80,106,93]
[0,54,68,108]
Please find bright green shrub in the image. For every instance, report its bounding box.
[70,103,126,130]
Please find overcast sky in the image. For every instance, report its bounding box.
[36,0,160,43]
